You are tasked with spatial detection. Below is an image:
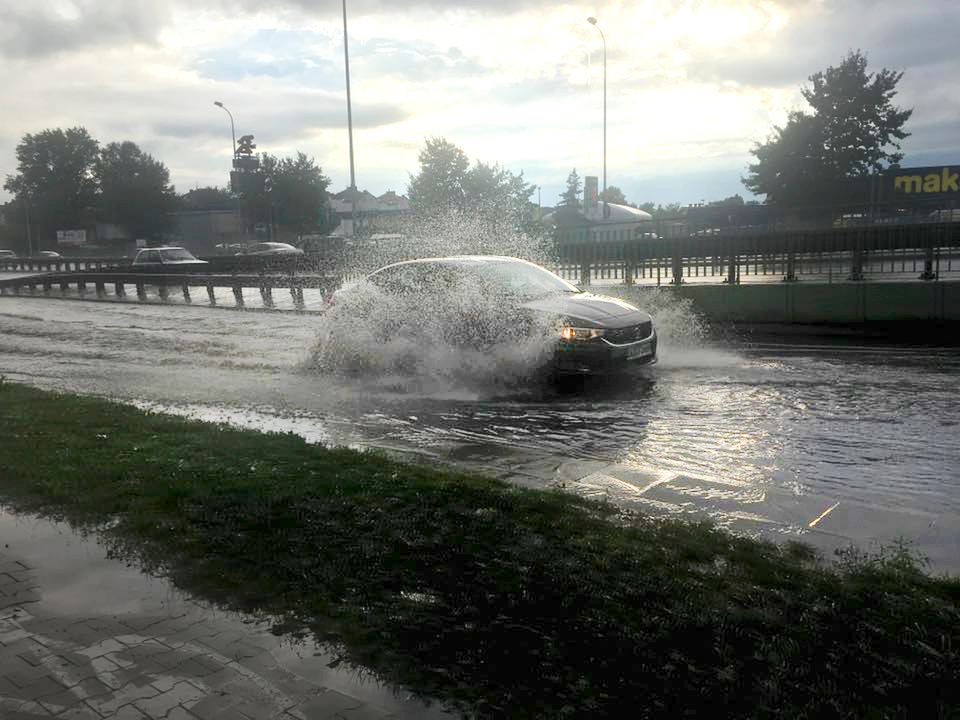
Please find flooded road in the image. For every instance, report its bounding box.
[1,296,958,545]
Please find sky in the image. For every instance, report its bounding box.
[0,0,958,207]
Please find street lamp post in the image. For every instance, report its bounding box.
[213,101,241,239]
[341,0,357,237]
[587,17,607,219]
[213,101,236,159]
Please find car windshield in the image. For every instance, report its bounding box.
[160,249,196,261]
[466,260,579,298]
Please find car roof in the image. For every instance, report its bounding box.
[139,246,188,251]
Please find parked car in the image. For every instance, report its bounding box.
[131,247,208,270]
[236,242,303,256]
[37,251,61,258]
[0,249,17,259]
[331,256,657,376]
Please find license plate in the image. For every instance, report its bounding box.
[627,344,651,360]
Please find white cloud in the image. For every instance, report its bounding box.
[1,0,958,206]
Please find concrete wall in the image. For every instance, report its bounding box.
[614,281,960,325]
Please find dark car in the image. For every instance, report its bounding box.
[131,247,208,271]
[0,249,17,259]
[334,256,657,376]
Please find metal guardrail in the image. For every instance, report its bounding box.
[0,272,339,310]
[555,221,960,285]
[0,254,334,275]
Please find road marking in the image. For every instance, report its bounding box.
[808,501,841,528]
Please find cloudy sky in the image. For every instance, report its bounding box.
[1,0,958,206]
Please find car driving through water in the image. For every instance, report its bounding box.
[328,256,657,376]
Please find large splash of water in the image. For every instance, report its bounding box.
[306,213,722,389]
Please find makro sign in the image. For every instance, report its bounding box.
[888,166,959,198]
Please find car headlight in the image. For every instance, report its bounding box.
[559,326,605,341]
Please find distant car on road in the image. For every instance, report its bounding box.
[331,256,657,376]
[0,249,17,259]
[236,242,303,256]
[37,251,61,258]
[131,247,208,270]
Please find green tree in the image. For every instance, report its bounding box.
[560,169,581,208]
[407,138,535,228]
[744,51,912,205]
[261,152,334,239]
[179,186,235,211]
[95,141,177,239]
[599,186,627,205]
[407,137,470,213]
[3,127,100,244]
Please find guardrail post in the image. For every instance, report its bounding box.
[114,281,125,296]
[671,248,683,285]
[136,282,146,300]
[158,284,169,302]
[232,284,244,307]
[291,284,305,310]
[43,279,52,294]
[95,281,106,298]
[725,254,738,284]
[260,284,274,308]
[207,283,217,306]
[60,279,69,294]
[182,283,192,303]
[920,245,937,281]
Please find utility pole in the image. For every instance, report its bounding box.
[342,0,357,237]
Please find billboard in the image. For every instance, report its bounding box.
[884,166,959,202]
[56,229,86,246]
[584,176,598,211]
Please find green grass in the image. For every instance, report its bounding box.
[1,380,958,719]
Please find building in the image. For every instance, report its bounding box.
[329,188,412,236]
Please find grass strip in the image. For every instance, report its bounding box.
[1,381,958,719]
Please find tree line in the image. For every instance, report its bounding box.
[1,128,335,251]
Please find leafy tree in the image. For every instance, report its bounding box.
[179,186,235,211]
[95,141,177,239]
[560,169,581,208]
[260,152,334,239]
[744,51,912,205]
[407,138,535,228]
[599,186,627,205]
[407,137,470,213]
[3,127,99,244]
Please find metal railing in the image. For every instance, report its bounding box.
[554,220,960,285]
[0,272,339,311]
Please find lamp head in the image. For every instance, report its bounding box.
[587,16,597,24]
[214,101,223,107]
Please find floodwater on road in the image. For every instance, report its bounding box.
[1,295,958,559]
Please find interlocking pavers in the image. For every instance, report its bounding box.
[0,534,456,720]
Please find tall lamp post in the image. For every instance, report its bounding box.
[213,101,236,159]
[587,16,607,219]
[341,0,357,237]
[213,101,241,239]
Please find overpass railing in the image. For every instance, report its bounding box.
[0,272,339,311]
[555,220,960,285]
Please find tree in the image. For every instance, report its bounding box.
[180,187,235,211]
[599,186,627,205]
[744,51,912,205]
[95,141,177,239]
[560,169,581,208]
[261,152,334,239]
[407,137,470,212]
[407,138,535,227]
[3,127,99,244]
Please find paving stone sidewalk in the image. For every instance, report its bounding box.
[0,552,455,720]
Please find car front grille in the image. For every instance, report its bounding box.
[605,320,652,344]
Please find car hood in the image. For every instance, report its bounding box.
[521,292,650,329]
